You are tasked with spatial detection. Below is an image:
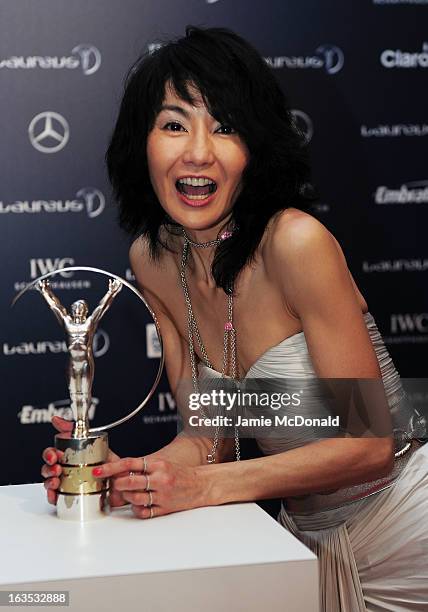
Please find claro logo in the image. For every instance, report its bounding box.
[0,188,105,217]
[381,43,428,68]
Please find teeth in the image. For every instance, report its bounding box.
[183,194,211,200]
[178,177,215,186]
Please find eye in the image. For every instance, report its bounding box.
[216,125,237,135]
[162,121,186,132]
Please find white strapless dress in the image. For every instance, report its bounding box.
[198,312,428,611]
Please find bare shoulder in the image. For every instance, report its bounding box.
[129,234,179,315]
[129,234,175,287]
[129,234,155,286]
[264,207,340,267]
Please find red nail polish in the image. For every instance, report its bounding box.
[46,452,54,464]
[92,467,102,477]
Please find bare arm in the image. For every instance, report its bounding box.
[91,278,122,325]
[38,280,69,325]
[196,215,394,505]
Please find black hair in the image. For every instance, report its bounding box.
[106,25,317,293]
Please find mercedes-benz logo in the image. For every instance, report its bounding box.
[28,111,70,153]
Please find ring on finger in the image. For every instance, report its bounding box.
[143,456,148,473]
[148,490,153,507]
[150,506,155,519]
[145,474,150,492]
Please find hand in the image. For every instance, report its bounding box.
[41,416,126,507]
[38,279,50,293]
[93,457,206,519]
[108,278,122,293]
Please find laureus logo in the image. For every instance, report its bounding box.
[0,44,101,75]
[92,329,110,358]
[3,330,110,358]
[28,111,69,153]
[0,187,105,217]
[76,188,105,218]
[316,45,344,74]
[291,110,314,143]
[265,44,344,74]
[71,44,101,75]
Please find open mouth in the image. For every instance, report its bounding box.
[175,177,218,201]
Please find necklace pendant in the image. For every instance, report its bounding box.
[207,453,216,464]
[224,321,234,332]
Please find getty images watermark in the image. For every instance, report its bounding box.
[187,388,340,428]
[178,377,420,439]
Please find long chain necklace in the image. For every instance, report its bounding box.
[180,230,240,464]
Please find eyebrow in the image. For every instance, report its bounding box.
[159,104,190,118]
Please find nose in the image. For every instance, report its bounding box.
[182,127,215,168]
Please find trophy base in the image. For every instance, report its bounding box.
[55,431,109,522]
[56,490,109,521]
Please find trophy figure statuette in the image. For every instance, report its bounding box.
[38,277,122,520]
[11,266,164,522]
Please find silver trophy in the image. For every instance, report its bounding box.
[13,267,164,521]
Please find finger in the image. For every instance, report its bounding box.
[92,457,145,479]
[47,488,58,506]
[132,505,167,520]
[43,477,60,491]
[108,489,129,508]
[122,491,152,506]
[114,473,151,492]
[51,416,73,434]
[41,464,62,479]
[42,447,64,465]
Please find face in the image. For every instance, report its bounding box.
[71,301,88,321]
[146,84,249,233]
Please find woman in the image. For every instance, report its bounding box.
[42,27,428,611]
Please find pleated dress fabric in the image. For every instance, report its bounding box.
[199,312,428,611]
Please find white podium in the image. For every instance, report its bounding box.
[0,484,318,611]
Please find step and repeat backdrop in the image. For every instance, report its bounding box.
[1,0,427,485]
